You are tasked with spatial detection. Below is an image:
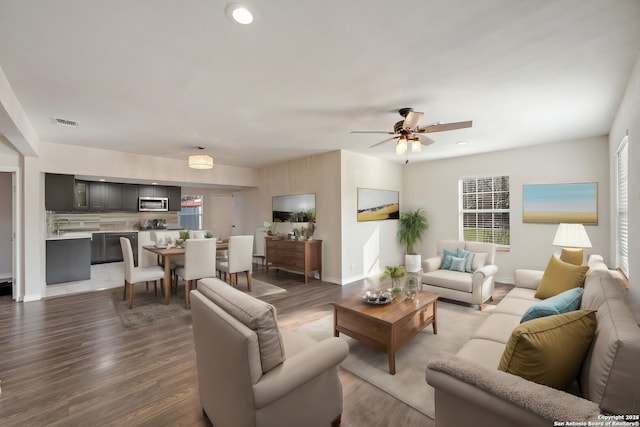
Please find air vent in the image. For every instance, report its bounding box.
[52,117,79,128]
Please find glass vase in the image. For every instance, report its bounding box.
[404,271,421,300]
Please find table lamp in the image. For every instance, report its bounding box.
[552,223,592,265]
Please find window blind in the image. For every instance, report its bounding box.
[459,175,510,246]
[616,137,629,278]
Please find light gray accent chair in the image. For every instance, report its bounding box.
[426,255,640,426]
[421,240,498,309]
[218,235,254,290]
[191,278,349,427]
[120,237,164,309]
[175,238,217,308]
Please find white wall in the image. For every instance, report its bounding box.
[609,51,640,318]
[340,150,404,284]
[404,136,610,283]
[38,141,259,188]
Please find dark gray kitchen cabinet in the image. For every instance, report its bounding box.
[138,185,168,198]
[46,238,91,284]
[45,173,75,212]
[92,232,137,265]
[121,184,139,212]
[89,182,123,211]
[167,186,182,211]
[74,180,89,210]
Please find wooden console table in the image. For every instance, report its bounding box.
[265,238,322,284]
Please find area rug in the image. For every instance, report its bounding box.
[112,278,286,330]
[289,300,490,419]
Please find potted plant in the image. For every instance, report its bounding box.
[380,265,406,295]
[398,208,429,272]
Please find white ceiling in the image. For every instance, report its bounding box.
[1,0,639,169]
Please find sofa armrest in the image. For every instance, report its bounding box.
[514,269,544,290]
[423,256,442,273]
[473,264,498,280]
[253,337,349,408]
[426,353,601,426]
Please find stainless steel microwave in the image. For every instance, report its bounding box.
[138,196,169,212]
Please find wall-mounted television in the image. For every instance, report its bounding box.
[272,193,316,222]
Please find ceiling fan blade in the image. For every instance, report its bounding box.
[416,134,435,146]
[402,111,424,131]
[351,130,396,134]
[369,136,399,148]
[419,120,473,133]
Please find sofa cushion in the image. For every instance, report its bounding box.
[450,256,467,272]
[457,338,507,369]
[422,269,473,293]
[472,313,522,344]
[441,248,457,270]
[498,310,597,390]
[535,256,589,299]
[520,287,584,323]
[492,296,539,317]
[579,295,640,414]
[197,278,285,373]
[457,248,475,273]
[472,252,488,271]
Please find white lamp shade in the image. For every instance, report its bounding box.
[396,137,407,155]
[552,223,592,248]
[188,154,213,169]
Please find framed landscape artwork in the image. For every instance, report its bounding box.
[522,182,598,224]
[357,188,400,222]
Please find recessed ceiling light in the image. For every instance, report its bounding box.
[226,3,254,24]
[456,141,468,145]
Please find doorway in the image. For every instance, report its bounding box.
[0,172,13,299]
[211,194,234,239]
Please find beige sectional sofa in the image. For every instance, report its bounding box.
[426,255,640,427]
[421,240,498,309]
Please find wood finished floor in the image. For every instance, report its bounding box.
[0,267,512,427]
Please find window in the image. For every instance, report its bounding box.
[616,136,629,278]
[179,195,203,230]
[459,175,510,246]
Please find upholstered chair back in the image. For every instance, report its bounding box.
[182,238,217,281]
[228,235,254,273]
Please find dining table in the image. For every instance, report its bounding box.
[143,241,228,304]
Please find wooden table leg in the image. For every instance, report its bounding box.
[333,308,339,337]
[387,350,396,375]
[433,300,438,334]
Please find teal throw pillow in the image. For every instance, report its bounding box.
[441,249,458,270]
[449,256,467,272]
[520,287,584,324]
[457,248,475,273]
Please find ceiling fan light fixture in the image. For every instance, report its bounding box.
[396,137,408,155]
[411,139,421,153]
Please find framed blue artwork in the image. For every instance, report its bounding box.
[522,182,598,224]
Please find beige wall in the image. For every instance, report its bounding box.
[404,136,610,283]
[610,51,640,317]
[236,151,344,283]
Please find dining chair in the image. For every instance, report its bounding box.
[175,238,217,308]
[252,227,267,269]
[217,235,254,291]
[120,237,165,309]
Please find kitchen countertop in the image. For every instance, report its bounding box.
[45,229,175,240]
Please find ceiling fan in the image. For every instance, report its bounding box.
[351,107,472,159]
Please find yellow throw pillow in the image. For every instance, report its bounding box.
[559,248,583,266]
[498,310,597,390]
[535,256,589,299]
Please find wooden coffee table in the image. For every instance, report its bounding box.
[332,290,439,375]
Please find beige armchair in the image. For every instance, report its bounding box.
[421,240,498,309]
[191,278,349,427]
